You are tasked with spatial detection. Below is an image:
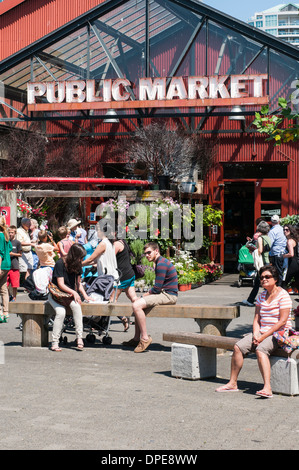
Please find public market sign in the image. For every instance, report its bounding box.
[27,74,269,111]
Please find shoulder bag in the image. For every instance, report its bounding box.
[48,282,74,307]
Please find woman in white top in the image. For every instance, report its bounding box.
[216,265,292,398]
[82,224,118,281]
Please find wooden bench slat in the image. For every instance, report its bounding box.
[163,332,238,350]
[9,302,46,314]
[9,301,240,319]
[163,332,299,359]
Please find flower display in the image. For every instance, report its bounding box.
[17,199,32,218]
[202,262,223,282]
[17,199,48,227]
[170,249,222,288]
[100,198,130,214]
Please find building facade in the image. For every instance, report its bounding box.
[248,3,299,46]
[0,0,298,270]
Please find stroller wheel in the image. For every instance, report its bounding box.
[59,335,68,344]
[102,335,112,345]
[86,333,96,344]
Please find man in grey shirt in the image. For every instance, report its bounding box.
[268,215,286,286]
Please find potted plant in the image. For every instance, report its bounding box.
[193,268,207,286]
[177,272,193,291]
[203,262,223,283]
[120,122,195,185]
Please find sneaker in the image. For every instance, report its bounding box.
[241,300,255,307]
[122,338,139,348]
[134,336,152,353]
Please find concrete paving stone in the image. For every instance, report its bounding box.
[0,274,298,451]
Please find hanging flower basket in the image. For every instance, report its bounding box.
[17,199,32,218]
[17,199,48,228]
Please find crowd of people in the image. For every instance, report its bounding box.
[0,211,297,398]
[0,215,179,355]
[241,214,299,307]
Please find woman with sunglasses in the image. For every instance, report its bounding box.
[216,265,292,398]
[282,225,299,292]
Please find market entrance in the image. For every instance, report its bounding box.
[210,171,289,272]
[224,182,255,273]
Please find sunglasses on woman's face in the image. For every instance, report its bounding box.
[283,228,290,232]
[260,275,273,280]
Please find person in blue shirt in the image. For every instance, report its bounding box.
[268,215,287,286]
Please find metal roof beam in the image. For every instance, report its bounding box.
[0,0,129,74]
[169,0,299,61]
[37,52,88,79]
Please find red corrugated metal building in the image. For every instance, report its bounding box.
[0,0,298,269]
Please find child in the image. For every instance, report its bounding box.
[7,226,22,302]
[57,226,73,258]
[34,230,58,268]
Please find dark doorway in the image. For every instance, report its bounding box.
[224,182,255,272]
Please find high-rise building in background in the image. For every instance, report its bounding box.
[248,3,299,46]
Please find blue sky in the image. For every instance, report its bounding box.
[203,1,284,22]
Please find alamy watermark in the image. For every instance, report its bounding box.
[94,198,203,250]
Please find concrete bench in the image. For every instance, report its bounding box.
[9,300,239,348]
[163,332,299,396]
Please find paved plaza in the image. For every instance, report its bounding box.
[0,274,298,451]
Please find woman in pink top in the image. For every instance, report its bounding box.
[216,265,292,398]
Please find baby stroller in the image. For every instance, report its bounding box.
[237,244,256,287]
[83,272,119,345]
[19,267,53,331]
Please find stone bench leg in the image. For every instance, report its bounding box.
[22,315,49,347]
[171,343,216,380]
[195,319,232,336]
[270,356,299,396]
[195,319,232,354]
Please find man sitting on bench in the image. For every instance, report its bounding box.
[123,242,178,353]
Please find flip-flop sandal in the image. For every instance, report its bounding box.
[256,390,273,398]
[215,385,239,392]
[76,339,84,350]
[50,344,62,352]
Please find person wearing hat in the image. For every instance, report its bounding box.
[268,215,286,286]
[67,219,81,243]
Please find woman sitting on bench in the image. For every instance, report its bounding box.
[49,243,93,352]
[216,265,292,398]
